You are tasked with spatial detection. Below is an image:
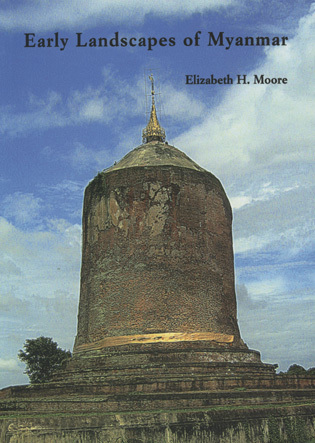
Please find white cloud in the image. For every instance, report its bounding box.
[162,84,207,121]
[68,87,113,124]
[3,192,42,226]
[230,195,253,210]
[1,69,206,144]
[35,180,85,221]
[0,101,66,137]
[238,295,315,371]
[69,143,99,170]
[233,232,274,254]
[246,277,286,298]
[0,216,81,387]
[46,179,84,195]
[173,6,315,178]
[233,185,315,254]
[234,221,315,262]
[0,0,236,31]
[64,142,116,172]
[230,182,300,210]
[0,216,81,298]
[0,358,19,372]
[236,284,315,371]
[0,258,22,276]
[236,283,267,310]
[0,91,97,137]
[1,72,132,136]
[80,99,105,120]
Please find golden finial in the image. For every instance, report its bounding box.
[142,73,166,144]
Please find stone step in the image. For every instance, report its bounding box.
[2,376,315,402]
[1,388,314,415]
[52,361,278,386]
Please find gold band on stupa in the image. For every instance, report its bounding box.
[74,332,234,353]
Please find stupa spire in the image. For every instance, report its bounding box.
[142,74,166,143]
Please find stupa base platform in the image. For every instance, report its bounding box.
[1,383,315,442]
[55,340,278,385]
[1,342,315,442]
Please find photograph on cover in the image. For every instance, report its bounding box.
[0,0,314,392]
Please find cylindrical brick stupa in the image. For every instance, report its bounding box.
[74,77,245,355]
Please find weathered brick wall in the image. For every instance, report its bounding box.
[74,163,243,350]
[2,405,315,443]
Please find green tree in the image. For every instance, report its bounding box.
[287,364,306,375]
[18,336,71,384]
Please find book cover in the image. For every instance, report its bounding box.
[0,1,314,388]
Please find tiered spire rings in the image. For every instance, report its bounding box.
[142,74,166,143]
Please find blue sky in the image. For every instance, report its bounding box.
[0,0,314,388]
